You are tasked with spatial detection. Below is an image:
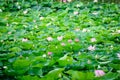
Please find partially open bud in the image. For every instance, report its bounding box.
[48,52,52,55]
[95,70,105,77]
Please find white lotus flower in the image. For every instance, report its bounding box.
[42,54,47,58]
[23,10,28,14]
[88,45,96,51]
[117,30,120,33]
[18,6,21,9]
[68,0,72,2]
[57,36,63,41]
[3,66,7,69]
[68,39,72,43]
[75,28,80,32]
[74,11,78,15]
[82,28,87,32]
[82,28,90,32]
[76,4,80,7]
[91,38,97,42]
[40,17,44,20]
[117,53,120,59]
[8,32,12,34]
[61,42,66,46]
[92,12,98,15]
[47,37,53,41]
[0,9,2,12]
[93,0,98,3]
[22,38,28,42]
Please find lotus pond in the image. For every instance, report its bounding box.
[0,1,120,80]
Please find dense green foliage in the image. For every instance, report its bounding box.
[0,0,120,11]
[0,1,120,80]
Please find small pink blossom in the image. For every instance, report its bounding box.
[61,42,66,46]
[75,38,79,42]
[68,39,72,43]
[74,11,78,15]
[57,36,63,41]
[47,37,53,41]
[22,38,28,42]
[88,45,96,51]
[63,0,67,3]
[95,70,105,77]
[91,38,97,42]
[48,52,52,55]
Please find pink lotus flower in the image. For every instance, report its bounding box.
[22,38,28,42]
[47,37,53,41]
[95,70,105,77]
[48,52,52,55]
[75,38,79,42]
[91,38,97,42]
[63,0,67,3]
[68,39,72,43]
[88,45,96,51]
[57,36,63,41]
[61,42,66,46]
